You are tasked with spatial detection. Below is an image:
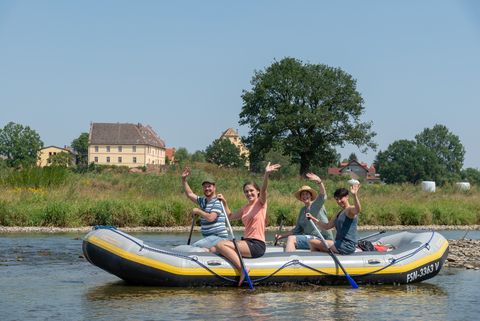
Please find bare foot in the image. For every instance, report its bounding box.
[238,267,250,287]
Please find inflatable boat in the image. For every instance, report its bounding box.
[82,226,448,287]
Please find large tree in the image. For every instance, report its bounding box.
[205,138,246,168]
[375,124,465,185]
[415,124,465,174]
[239,57,376,174]
[71,132,89,166]
[375,140,439,184]
[0,122,44,168]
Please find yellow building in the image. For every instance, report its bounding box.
[37,146,74,167]
[220,128,250,167]
[88,123,166,168]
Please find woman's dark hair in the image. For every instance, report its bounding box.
[243,181,260,196]
[334,188,349,199]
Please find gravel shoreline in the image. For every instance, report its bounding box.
[1,224,479,233]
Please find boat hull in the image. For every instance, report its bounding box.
[83,227,448,287]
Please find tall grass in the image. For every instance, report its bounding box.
[0,164,479,227]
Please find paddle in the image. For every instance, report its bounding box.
[274,214,285,246]
[187,213,195,245]
[220,202,254,290]
[308,218,359,289]
[358,230,386,242]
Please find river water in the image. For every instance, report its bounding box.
[1,230,479,321]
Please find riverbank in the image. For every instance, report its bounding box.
[1,224,479,233]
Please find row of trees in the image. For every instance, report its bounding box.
[2,57,479,185]
[375,124,466,185]
[0,122,89,169]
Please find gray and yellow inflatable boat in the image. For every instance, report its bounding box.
[83,226,448,286]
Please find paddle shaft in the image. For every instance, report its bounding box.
[358,230,386,242]
[220,202,254,290]
[273,217,284,246]
[308,219,359,289]
[187,213,195,245]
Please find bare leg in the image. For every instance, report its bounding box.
[285,235,297,252]
[215,240,251,286]
[309,239,336,252]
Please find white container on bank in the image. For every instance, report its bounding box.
[455,182,471,191]
[421,181,436,192]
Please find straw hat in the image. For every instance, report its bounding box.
[293,185,317,201]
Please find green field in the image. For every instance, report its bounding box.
[0,164,479,227]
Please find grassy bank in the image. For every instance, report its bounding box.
[0,164,479,227]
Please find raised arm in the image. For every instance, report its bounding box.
[181,167,197,203]
[259,162,281,204]
[306,172,326,197]
[346,184,361,218]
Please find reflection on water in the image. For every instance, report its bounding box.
[1,232,479,321]
[82,281,449,320]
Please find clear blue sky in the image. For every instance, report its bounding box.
[1,1,479,168]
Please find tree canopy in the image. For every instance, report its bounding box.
[71,132,89,166]
[174,147,190,164]
[49,151,73,167]
[415,124,465,174]
[375,124,465,185]
[239,57,376,174]
[0,122,43,168]
[205,138,246,168]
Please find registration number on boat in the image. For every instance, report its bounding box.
[406,262,440,283]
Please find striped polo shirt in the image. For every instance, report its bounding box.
[197,196,228,238]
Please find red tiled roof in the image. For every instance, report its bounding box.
[165,148,176,160]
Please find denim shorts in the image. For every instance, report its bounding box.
[192,235,228,248]
[295,235,316,249]
[334,239,356,255]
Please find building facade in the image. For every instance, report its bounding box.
[328,160,381,183]
[220,128,250,167]
[88,123,166,168]
[37,146,74,167]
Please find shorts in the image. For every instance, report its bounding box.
[295,235,316,249]
[192,235,228,248]
[241,237,266,258]
[334,239,356,255]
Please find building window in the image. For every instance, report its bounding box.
[118,146,122,152]
[106,146,110,152]
[94,157,98,163]
[95,146,99,152]
[132,146,136,152]
[106,157,110,163]
[118,157,122,163]
[133,157,137,163]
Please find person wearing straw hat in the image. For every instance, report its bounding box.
[181,167,229,251]
[274,173,333,252]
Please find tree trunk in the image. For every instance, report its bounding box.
[299,154,310,176]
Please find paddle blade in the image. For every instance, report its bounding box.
[243,270,254,290]
[346,274,359,289]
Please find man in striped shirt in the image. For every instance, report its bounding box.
[181,167,229,251]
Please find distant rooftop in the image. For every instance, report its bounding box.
[89,123,165,148]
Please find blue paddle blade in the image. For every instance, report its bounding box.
[346,274,359,289]
[245,275,254,290]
